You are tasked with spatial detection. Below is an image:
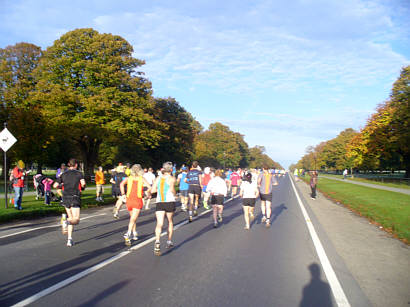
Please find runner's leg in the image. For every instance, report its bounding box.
[166,211,174,242]
[155,211,165,242]
[243,205,250,228]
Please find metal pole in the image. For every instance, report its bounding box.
[4,122,7,209]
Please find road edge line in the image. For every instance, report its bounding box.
[289,174,351,307]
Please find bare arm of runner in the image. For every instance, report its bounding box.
[119,178,127,195]
[169,176,176,196]
[150,177,159,194]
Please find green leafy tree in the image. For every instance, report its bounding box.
[138,97,200,168]
[32,28,162,178]
[194,122,249,168]
[248,146,281,169]
[0,43,55,172]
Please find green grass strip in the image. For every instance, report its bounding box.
[321,174,410,190]
[303,176,410,243]
[0,189,115,224]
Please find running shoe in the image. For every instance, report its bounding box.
[203,201,210,210]
[244,225,250,230]
[113,210,119,219]
[261,216,267,223]
[166,241,174,249]
[132,232,139,241]
[213,221,218,228]
[124,235,131,246]
[193,210,198,216]
[217,214,223,223]
[154,242,161,256]
[189,215,193,223]
[265,219,271,228]
[66,238,74,247]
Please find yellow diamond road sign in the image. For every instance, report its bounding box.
[0,128,17,152]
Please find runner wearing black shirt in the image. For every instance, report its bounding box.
[53,158,86,247]
[185,161,202,222]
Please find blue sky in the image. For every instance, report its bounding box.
[1,0,409,168]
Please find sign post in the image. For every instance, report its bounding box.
[0,123,17,208]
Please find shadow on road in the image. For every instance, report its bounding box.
[76,280,131,307]
[0,241,126,306]
[299,263,333,307]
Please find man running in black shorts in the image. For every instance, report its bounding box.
[185,161,202,222]
[54,158,86,247]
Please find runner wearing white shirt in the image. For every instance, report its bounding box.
[206,169,228,228]
[143,167,156,210]
[240,172,259,230]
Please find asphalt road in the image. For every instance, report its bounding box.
[0,174,371,307]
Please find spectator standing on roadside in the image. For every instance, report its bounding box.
[95,166,105,202]
[11,160,26,210]
[343,169,348,180]
[42,177,54,205]
[310,171,318,200]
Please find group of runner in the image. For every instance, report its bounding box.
[56,158,283,256]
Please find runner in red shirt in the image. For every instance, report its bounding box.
[230,169,241,197]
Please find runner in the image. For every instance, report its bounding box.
[176,166,189,211]
[225,168,232,194]
[185,161,202,222]
[240,172,259,230]
[230,168,241,197]
[206,169,227,228]
[53,158,86,247]
[120,164,151,246]
[201,167,212,210]
[143,167,156,210]
[112,165,128,218]
[151,162,177,256]
[257,166,278,228]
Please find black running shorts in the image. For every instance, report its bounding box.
[242,198,256,207]
[188,185,201,196]
[260,193,272,201]
[156,202,176,212]
[62,195,81,208]
[210,194,224,206]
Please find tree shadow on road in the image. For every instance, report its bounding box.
[76,280,131,307]
[299,263,333,307]
[0,241,126,306]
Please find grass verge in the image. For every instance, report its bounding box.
[320,174,410,190]
[302,175,410,244]
[0,189,115,224]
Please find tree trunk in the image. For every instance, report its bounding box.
[77,137,102,181]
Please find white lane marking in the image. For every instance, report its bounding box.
[11,196,238,307]
[289,175,351,307]
[0,214,106,239]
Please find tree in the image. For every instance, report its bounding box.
[389,65,410,176]
[248,146,281,169]
[194,122,249,168]
[0,43,52,172]
[32,28,162,179]
[145,97,200,168]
